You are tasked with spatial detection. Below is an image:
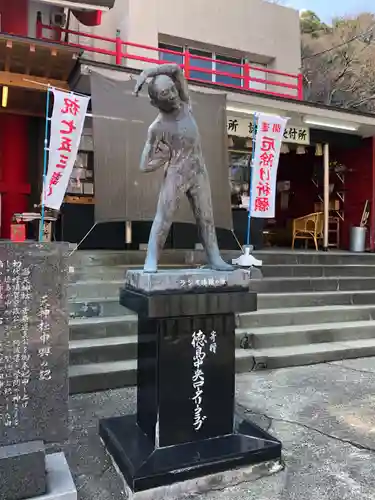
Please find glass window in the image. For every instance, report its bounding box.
[190,48,213,82]
[229,152,251,208]
[159,43,183,65]
[249,62,267,91]
[216,54,242,87]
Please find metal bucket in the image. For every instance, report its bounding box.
[350,226,367,252]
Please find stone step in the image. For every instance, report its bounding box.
[68,276,375,300]
[68,280,123,299]
[253,252,375,266]
[68,316,375,389]
[71,264,193,281]
[71,318,375,367]
[257,290,375,309]
[236,319,375,350]
[238,305,375,328]
[70,336,137,364]
[68,347,262,393]
[192,250,375,266]
[71,263,375,282]
[69,336,375,393]
[69,315,137,340]
[235,338,375,372]
[69,359,137,394]
[69,297,125,319]
[68,290,375,320]
[69,250,189,268]
[261,264,375,278]
[250,277,375,294]
[69,249,375,269]
[69,304,375,343]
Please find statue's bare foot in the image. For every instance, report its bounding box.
[209,257,235,272]
[143,257,157,273]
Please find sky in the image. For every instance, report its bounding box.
[285,0,375,22]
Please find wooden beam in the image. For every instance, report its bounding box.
[45,48,58,79]
[25,44,36,76]
[62,52,79,80]
[0,107,45,118]
[0,71,69,91]
[4,40,12,72]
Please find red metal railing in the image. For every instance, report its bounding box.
[36,20,304,100]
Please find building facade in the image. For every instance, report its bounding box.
[2,0,375,250]
[0,0,111,238]
[69,0,301,81]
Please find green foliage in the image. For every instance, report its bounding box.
[300,10,329,37]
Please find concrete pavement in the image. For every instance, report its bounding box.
[56,358,375,499]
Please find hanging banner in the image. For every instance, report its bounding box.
[227,115,309,145]
[43,89,90,210]
[250,113,289,218]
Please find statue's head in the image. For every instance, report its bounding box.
[148,75,181,113]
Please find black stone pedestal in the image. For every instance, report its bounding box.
[99,287,281,493]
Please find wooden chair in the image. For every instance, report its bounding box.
[292,212,324,250]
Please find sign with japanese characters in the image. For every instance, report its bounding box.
[44,89,90,210]
[191,329,217,432]
[250,113,288,218]
[227,115,309,145]
[0,242,69,447]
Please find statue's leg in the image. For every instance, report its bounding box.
[144,173,181,273]
[187,170,233,271]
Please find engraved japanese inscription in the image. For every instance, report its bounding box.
[0,243,69,447]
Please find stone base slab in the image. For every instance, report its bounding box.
[125,268,251,294]
[31,453,76,500]
[0,440,46,500]
[130,459,283,500]
[99,413,281,493]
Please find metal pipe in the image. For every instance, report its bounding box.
[125,221,132,244]
[323,143,330,250]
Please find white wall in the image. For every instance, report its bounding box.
[69,0,301,80]
[28,0,64,39]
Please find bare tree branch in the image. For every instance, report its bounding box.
[302,13,375,112]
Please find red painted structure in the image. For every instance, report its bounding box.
[0,0,28,34]
[0,1,30,238]
[36,20,304,101]
[335,139,375,250]
[0,115,30,239]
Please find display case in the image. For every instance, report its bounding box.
[228,135,251,209]
[65,128,94,205]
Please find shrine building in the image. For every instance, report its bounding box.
[2,0,375,251]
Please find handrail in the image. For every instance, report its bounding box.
[35,19,304,100]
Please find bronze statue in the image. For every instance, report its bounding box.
[134,64,233,273]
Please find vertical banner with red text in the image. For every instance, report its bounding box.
[250,113,288,218]
[44,89,90,210]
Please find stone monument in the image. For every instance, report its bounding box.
[0,242,76,500]
[99,65,281,497]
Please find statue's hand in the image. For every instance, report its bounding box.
[133,70,151,96]
[155,138,171,158]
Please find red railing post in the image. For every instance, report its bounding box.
[297,73,304,100]
[243,62,250,90]
[184,48,190,79]
[115,29,122,65]
[36,11,43,39]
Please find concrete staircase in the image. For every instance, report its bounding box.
[67,250,375,394]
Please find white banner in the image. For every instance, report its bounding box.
[227,115,309,145]
[43,89,90,210]
[250,113,289,218]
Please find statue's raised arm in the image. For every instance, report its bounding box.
[134,63,190,104]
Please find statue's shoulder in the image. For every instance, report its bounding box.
[149,116,163,132]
